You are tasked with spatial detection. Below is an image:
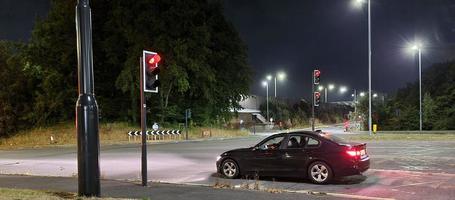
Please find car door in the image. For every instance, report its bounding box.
[250,135,285,175]
[280,134,309,176]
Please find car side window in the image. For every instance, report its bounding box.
[287,135,303,149]
[306,137,320,147]
[260,136,284,150]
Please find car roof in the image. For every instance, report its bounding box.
[273,130,323,137]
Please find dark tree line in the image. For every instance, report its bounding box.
[359,61,455,130]
[0,0,251,137]
[259,98,351,128]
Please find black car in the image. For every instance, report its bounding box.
[216,131,370,184]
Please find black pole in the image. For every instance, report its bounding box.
[140,57,148,186]
[185,109,189,140]
[312,74,315,131]
[75,0,100,196]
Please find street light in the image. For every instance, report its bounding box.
[262,81,270,123]
[409,42,423,131]
[318,85,324,91]
[353,0,373,135]
[267,72,286,98]
[328,84,335,90]
[360,92,366,97]
[373,93,378,98]
[339,86,348,94]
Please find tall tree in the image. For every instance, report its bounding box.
[0,42,34,137]
[23,0,251,127]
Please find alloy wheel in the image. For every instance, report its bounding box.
[222,160,238,178]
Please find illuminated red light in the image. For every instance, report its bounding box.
[314,70,321,77]
[146,53,161,65]
[346,150,361,157]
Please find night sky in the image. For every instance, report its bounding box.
[1,0,454,101]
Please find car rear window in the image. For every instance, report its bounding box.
[320,133,348,144]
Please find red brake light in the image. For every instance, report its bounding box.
[346,150,357,157]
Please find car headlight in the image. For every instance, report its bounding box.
[216,156,221,162]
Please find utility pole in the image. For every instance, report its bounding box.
[75,0,100,196]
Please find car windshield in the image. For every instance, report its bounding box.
[320,133,347,144]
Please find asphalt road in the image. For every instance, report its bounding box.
[1,129,455,200]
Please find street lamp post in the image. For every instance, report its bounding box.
[412,45,423,131]
[325,84,335,103]
[367,0,372,136]
[262,81,270,123]
[267,72,286,98]
[353,0,373,135]
[352,89,357,113]
[418,47,422,131]
[75,0,100,196]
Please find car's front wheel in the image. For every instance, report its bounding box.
[308,161,332,184]
[221,159,239,179]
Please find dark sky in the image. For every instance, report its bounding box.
[1,0,454,101]
[0,0,49,42]
[223,0,455,100]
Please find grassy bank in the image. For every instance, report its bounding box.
[0,187,121,200]
[0,122,249,150]
[338,133,455,141]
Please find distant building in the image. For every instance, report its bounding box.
[230,95,267,126]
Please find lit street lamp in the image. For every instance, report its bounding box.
[262,81,270,123]
[318,85,324,92]
[353,0,373,135]
[266,72,286,98]
[339,86,348,94]
[410,42,423,131]
[325,84,335,103]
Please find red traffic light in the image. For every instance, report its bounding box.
[313,69,321,85]
[314,91,321,106]
[143,50,161,93]
[146,53,161,66]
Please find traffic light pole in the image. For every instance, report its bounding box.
[140,57,148,186]
[185,109,189,140]
[311,75,315,131]
[75,0,100,196]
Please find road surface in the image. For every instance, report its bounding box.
[1,129,454,200]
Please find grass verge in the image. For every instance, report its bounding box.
[338,133,455,141]
[0,187,123,200]
[0,122,249,150]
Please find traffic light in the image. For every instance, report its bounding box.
[313,69,321,85]
[143,50,161,93]
[314,91,321,106]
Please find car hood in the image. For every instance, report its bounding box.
[223,147,252,155]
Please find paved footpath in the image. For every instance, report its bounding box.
[0,174,342,200]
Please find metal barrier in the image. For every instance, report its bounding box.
[127,130,182,141]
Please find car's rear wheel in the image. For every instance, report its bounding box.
[308,161,332,184]
[221,159,239,179]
